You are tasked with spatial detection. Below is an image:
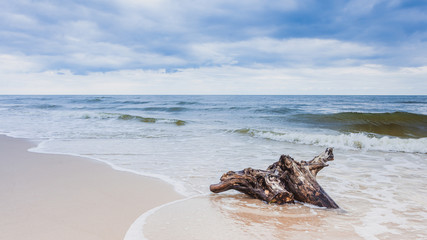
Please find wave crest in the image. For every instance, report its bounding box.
[117,114,186,126]
[293,112,427,138]
[81,113,186,126]
[232,128,427,153]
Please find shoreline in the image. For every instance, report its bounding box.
[30,137,189,196]
[0,135,183,240]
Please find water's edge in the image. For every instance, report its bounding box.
[2,133,188,240]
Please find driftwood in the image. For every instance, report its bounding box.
[210,148,339,208]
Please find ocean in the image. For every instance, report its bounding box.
[0,95,426,239]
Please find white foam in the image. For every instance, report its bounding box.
[249,130,427,153]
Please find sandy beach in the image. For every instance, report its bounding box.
[0,135,182,240]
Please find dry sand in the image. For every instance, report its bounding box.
[0,135,182,240]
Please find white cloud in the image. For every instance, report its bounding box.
[0,54,43,73]
[0,65,425,95]
[189,38,377,66]
[0,12,38,30]
[0,0,425,95]
[111,0,298,36]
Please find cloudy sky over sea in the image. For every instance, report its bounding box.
[1,0,426,94]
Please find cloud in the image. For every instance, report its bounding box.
[188,38,377,67]
[1,65,425,95]
[0,54,43,73]
[0,0,426,93]
[0,12,39,30]
[51,37,187,72]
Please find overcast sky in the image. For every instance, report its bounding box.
[0,0,426,94]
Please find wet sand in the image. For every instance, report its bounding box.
[142,149,427,240]
[0,135,182,240]
[143,194,363,240]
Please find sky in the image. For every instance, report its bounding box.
[0,0,426,94]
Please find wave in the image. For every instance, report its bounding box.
[116,113,186,126]
[118,101,151,105]
[395,101,427,104]
[80,113,186,126]
[69,97,110,104]
[118,114,157,123]
[229,106,252,110]
[292,112,427,138]
[86,97,104,103]
[176,101,199,105]
[31,104,62,109]
[231,128,427,153]
[254,107,294,115]
[141,107,188,112]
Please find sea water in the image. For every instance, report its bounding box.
[0,95,426,239]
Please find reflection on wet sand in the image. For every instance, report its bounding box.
[144,193,363,240]
[209,194,361,240]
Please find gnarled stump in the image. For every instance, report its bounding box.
[210,148,339,208]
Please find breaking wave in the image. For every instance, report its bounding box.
[117,114,186,126]
[81,113,186,126]
[292,112,427,138]
[231,128,427,153]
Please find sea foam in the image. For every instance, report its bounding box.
[233,128,427,153]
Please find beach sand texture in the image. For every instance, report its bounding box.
[0,135,182,240]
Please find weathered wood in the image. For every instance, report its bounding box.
[210,147,339,208]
